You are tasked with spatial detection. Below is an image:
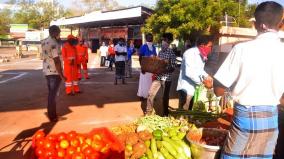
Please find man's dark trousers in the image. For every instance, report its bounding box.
[46,75,61,120]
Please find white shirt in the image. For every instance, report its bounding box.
[177,47,208,96]
[114,44,127,61]
[99,45,108,56]
[42,36,61,76]
[214,32,284,106]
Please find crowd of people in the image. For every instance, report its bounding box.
[42,1,283,158]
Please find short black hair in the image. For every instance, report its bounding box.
[49,25,60,36]
[145,33,153,41]
[254,1,283,29]
[162,33,174,43]
[196,35,213,46]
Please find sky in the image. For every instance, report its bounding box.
[58,0,158,8]
[0,0,283,8]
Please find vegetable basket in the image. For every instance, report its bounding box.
[140,56,168,74]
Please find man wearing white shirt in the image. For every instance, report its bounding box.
[99,42,108,66]
[213,2,284,159]
[114,38,127,84]
[176,35,213,110]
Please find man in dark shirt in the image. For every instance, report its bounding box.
[146,33,176,116]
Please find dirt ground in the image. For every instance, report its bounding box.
[0,49,179,159]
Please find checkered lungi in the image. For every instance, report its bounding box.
[221,103,278,159]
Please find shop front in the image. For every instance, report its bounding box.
[51,6,153,52]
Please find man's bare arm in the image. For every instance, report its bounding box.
[213,78,226,97]
[53,57,65,80]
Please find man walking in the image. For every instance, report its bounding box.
[42,25,65,122]
[76,39,89,80]
[146,33,176,116]
[62,35,80,95]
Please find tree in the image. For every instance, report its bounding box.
[0,9,12,35]
[12,0,71,29]
[143,0,253,43]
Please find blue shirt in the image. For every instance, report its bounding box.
[139,44,157,57]
[127,46,136,60]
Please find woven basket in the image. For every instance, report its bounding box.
[141,56,168,74]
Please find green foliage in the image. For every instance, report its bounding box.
[0,9,12,35]
[143,0,255,42]
[12,0,71,29]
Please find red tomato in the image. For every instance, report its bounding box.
[100,144,110,154]
[36,138,45,148]
[60,139,70,149]
[82,147,94,156]
[76,134,86,144]
[84,137,92,146]
[70,138,80,147]
[44,140,55,150]
[67,131,78,140]
[80,143,90,152]
[66,146,76,156]
[46,134,58,142]
[35,147,45,157]
[44,149,56,158]
[92,134,102,141]
[57,148,66,158]
[34,130,45,140]
[58,132,67,141]
[85,153,100,159]
[91,141,104,152]
[72,152,85,159]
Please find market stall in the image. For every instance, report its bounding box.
[31,107,233,159]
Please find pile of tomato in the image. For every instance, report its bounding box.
[32,127,124,159]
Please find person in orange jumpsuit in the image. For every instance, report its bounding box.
[76,39,89,80]
[62,35,80,95]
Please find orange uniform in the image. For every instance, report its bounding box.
[76,44,89,79]
[62,36,80,95]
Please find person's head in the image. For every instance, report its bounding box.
[49,25,60,39]
[102,42,105,46]
[67,34,78,46]
[145,33,153,43]
[254,1,283,33]
[118,38,125,46]
[196,35,213,59]
[161,32,174,49]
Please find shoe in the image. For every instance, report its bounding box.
[78,78,81,81]
[86,77,90,79]
[75,91,82,94]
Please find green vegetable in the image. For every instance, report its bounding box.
[146,148,153,159]
[160,147,175,159]
[163,137,187,158]
[151,138,158,159]
[168,129,177,137]
[145,140,151,148]
[136,115,173,131]
[153,129,163,140]
[157,152,166,159]
[177,132,186,140]
[140,156,148,159]
[175,140,192,158]
[161,141,177,157]
[156,141,162,150]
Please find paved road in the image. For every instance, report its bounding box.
[0,53,179,158]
